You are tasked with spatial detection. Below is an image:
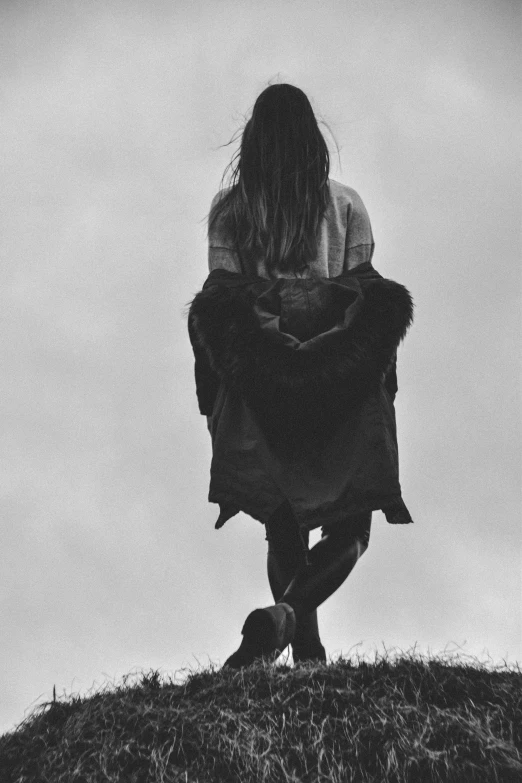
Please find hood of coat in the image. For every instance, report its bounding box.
[188,266,413,416]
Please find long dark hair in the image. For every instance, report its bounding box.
[208,84,332,274]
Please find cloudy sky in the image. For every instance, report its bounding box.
[0,0,519,734]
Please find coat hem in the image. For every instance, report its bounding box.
[209,491,413,532]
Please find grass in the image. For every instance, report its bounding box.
[1,647,521,782]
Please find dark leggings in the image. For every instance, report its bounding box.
[264,501,371,638]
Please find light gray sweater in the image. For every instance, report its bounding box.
[208,178,375,278]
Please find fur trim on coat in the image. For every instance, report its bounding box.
[188,270,413,446]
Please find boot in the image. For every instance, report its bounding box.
[290,609,327,663]
[223,602,296,669]
[266,544,326,664]
[292,630,327,664]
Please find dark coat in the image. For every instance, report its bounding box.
[187,262,414,534]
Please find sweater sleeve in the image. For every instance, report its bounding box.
[208,246,242,273]
[208,191,242,273]
[344,190,375,270]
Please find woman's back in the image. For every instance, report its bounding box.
[208,178,375,279]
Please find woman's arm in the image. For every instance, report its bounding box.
[383,352,398,402]
[186,193,236,424]
[187,315,220,417]
[208,190,242,273]
[344,190,375,270]
[208,246,242,273]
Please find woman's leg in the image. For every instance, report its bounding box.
[265,502,325,661]
[279,513,372,623]
[264,503,372,660]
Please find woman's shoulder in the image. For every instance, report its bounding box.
[210,186,232,210]
[328,179,366,207]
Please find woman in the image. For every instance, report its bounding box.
[188,83,414,669]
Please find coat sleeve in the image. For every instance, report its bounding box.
[383,351,398,403]
[187,314,221,416]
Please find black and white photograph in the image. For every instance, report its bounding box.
[0,1,520,780]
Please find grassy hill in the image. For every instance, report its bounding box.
[1,649,520,782]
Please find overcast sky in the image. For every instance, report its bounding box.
[0,0,520,734]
